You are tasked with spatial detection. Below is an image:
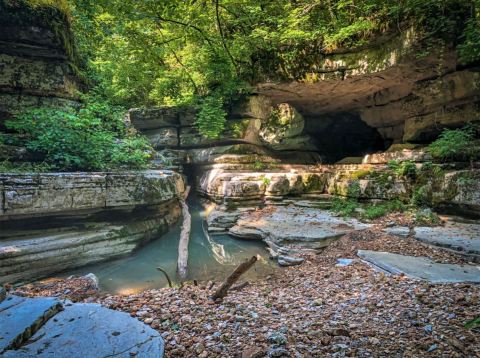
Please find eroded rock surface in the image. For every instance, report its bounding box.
[414,221,480,262]
[5,302,164,357]
[0,295,62,353]
[0,171,185,284]
[358,250,480,283]
[0,296,164,357]
[228,206,371,253]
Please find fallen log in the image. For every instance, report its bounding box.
[177,186,191,280]
[211,256,257,301]
[230,281,249,292]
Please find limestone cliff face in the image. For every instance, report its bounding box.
[0,171,186,283]
[254,29,480,147]
[0,1,82,128]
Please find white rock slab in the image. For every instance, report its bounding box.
[358,250,480,283]
[4,302,164,357]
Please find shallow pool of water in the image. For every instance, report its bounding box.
[68,198,276,294]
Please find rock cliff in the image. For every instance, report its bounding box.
[0,1,82,127]
[0,171,186,284]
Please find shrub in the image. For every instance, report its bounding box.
[6,98,152,171]
[195,95,226,139]
[388,159,417,179]
[415,209,441,225]
[363,205,387,220]
[253,160,266,170]
[428,126,480,162]
[331,197,359,217]
[362,200,407,220]
[411,186,430,207]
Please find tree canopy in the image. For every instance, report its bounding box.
[21,0,480,137]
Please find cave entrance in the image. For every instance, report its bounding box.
[304,112,387,163]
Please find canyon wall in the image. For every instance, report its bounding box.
[0,170,186,284]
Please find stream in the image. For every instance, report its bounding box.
[68,197,277,295]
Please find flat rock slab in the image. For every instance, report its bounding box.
[414,222,480,257]
[383,226,410,238]
[229,206,371,248]
[4,302,164,357]
[358,250,480,283]
[0,295,62,353]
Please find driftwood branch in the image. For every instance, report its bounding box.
[177,186,191,280]
[211,256,257,301]
[230,281,249,292]
[156,267,173,288]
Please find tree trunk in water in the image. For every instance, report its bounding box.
[211,256,257,301]
[177,186,191,280]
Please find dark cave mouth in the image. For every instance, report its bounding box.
[304,112,388,163]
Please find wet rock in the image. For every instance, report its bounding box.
[336,258,354,267]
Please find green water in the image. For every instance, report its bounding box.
[71,198,276,295]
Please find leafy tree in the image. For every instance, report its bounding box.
[6,96,152,171]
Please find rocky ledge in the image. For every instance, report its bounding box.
[0,170,185,284]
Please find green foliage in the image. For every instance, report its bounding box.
[65,0,478,139]
[0,160,53,173]
[428,125,480,162]
[331,197,359,217]
[458,0,480,64]
[262,177,271,186]
[465,316,480,329]
[414,209,441,225]
[347,181,361,199]
[362,199,406,220]
[412,185,430,207]
[195,95,226,138]
[388,159,417,178]
[5,97,152,171]
[253,160,267,170]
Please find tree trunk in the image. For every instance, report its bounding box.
[211,256,257,301]
[177,186,191,280]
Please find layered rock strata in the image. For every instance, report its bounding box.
[0,1,82,126]
[0,170,185,284]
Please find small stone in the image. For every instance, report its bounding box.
[242,346,264,358]
[267,346,289,357]
[267,331,287,345]
[235,316,246,322]
[427,344,438,352]
[424,325,433,334]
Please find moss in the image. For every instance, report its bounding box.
[304,174,325,192]
[227,119,250,139]
[0,0,82,77]
[350,169,372,180]
[347,180,361,199]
